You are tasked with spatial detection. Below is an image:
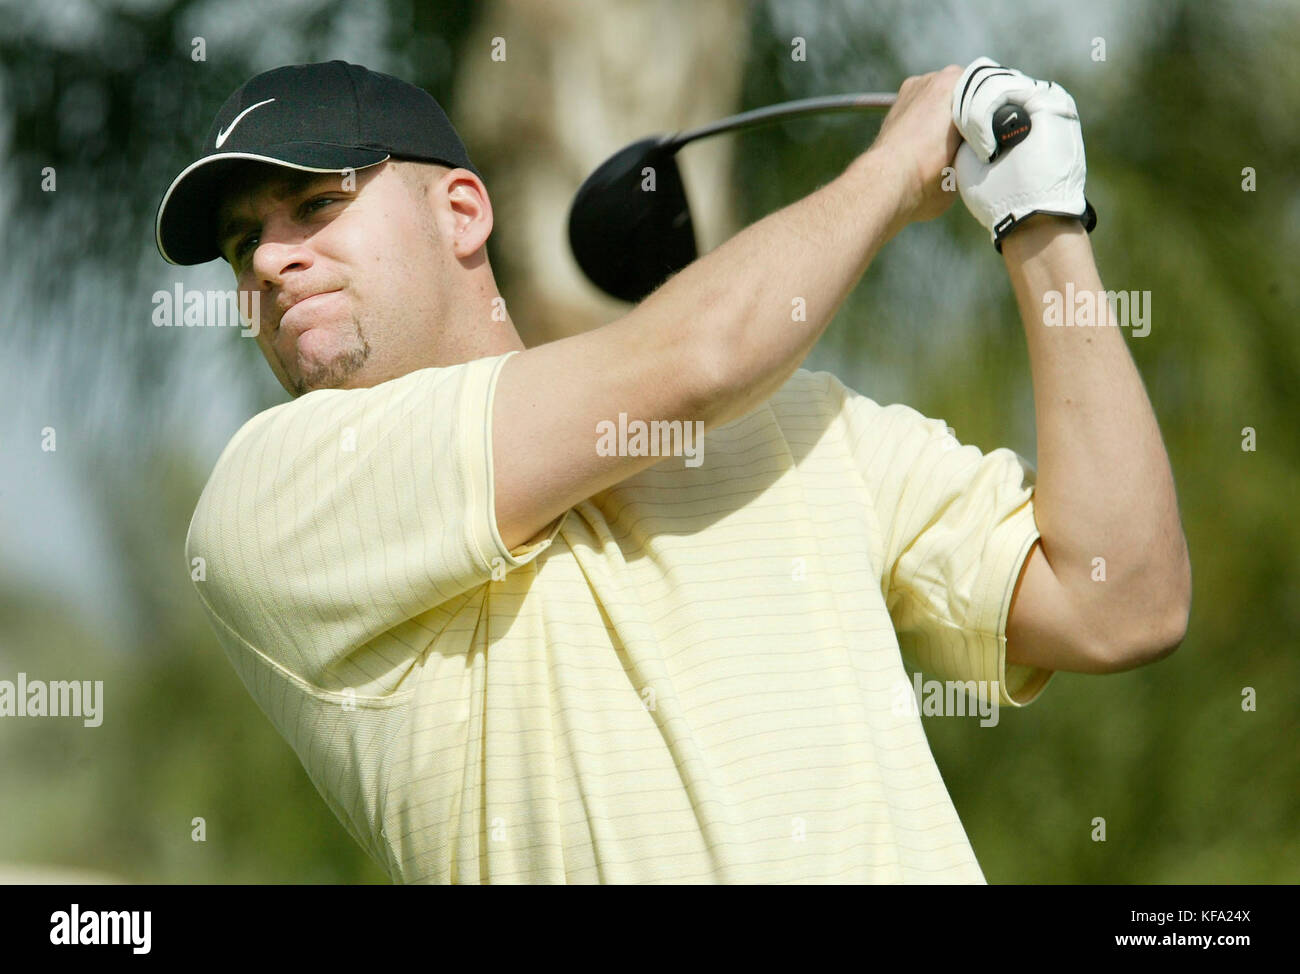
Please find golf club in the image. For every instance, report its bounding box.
[568,91,1031,302]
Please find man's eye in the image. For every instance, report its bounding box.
[303,196,338,214]
[234,233,259,262]
[226,197,338,265]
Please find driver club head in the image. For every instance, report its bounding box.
[567,92,947,304]
[567,137,696,304]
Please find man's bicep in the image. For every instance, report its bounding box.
[1005,539,1111,674]
[491,313,716,551]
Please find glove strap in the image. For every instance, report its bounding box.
[993,199,1097,253]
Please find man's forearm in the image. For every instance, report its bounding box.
[1002,215,1191,655]
[628,148,910,430]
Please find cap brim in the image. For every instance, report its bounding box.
[155,144,390,265]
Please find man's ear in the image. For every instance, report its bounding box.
[438,170,493,260]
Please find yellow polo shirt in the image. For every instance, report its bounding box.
[186,350,1053,883]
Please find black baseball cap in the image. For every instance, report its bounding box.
[155,60,480,265]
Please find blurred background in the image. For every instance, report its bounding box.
[1,0,1296,883]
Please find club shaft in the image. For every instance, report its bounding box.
[664,92,898,150]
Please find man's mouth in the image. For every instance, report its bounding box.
[279,289,343,337]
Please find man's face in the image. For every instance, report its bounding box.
[215,160,449,397]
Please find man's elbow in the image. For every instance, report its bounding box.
[1100,563,1192,672]
[1133,602,1190,666]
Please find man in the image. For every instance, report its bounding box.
[159,58,1190,883]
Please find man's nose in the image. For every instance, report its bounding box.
[251,221,315,287]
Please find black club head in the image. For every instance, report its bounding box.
[567,137,697,303]
[567,93,901,302]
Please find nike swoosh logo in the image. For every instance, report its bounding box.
[215,98,275,148]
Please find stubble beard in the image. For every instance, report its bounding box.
[291,315,372,397]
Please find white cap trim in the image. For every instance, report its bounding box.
[155,150,391,265]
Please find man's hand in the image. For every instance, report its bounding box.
[868,64,965,227]
[950,57,1096,250]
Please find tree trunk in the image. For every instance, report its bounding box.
[454,0,748,345]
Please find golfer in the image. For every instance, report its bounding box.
[158,58,1190,883]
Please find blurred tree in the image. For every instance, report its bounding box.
[452,0,748,345]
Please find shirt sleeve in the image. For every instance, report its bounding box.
[184,349,563,695]
[831,375,1054,707]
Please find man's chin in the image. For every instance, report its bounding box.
[291,346,371,396]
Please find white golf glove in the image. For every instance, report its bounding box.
[951,57,1096,251]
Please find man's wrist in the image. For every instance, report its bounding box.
[999,212,1087,263]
